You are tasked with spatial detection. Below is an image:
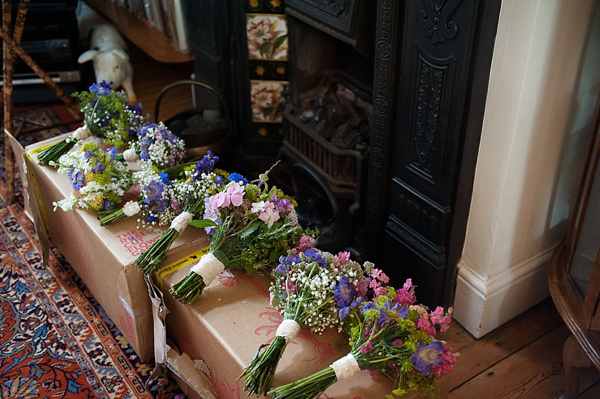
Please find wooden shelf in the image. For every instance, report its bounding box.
[83,0,193,63]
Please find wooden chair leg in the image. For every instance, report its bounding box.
[563,334,593,399]
[3,1,15,205]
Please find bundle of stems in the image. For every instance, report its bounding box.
[170,217,302,304]
[97,197,143,226]
[133,195,205,275]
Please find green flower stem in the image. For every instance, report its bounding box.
[239,334,289,396]
[97,198,143,226]
[169,272,207,304]
[133,227,179,275]
[267,366,337,399]
[37,137,77,166]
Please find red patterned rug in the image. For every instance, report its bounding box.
[0,106,186,398]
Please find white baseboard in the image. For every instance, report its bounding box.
[452,247,554,338]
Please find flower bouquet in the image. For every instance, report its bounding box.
[169,169,306,305]
[52,142,133,212]
[268,279,456,399]
[119,122,186,168]
[38,81,146,166]
[240,246,369,396]
[132,156,230,275]
[97,151,224,227]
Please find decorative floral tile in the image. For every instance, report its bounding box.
[247,14,288,61]
[250,80,287,123]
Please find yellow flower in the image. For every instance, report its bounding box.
[89,195,104,211]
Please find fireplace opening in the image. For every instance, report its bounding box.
[279,2,376,256]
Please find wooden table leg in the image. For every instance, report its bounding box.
[563,334,593,399]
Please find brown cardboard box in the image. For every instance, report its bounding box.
[157,261,399,399]
[22,135,209,361]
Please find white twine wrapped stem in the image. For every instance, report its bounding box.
[170,211,193,233]
[72,125,91,141]
[123,201,141,217]
[275,319,301,342]
[190,253,225,286]
[123,148,140,162]
[330,353,360,381]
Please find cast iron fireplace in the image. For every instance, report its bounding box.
[280,0,501,307]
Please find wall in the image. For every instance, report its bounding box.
[454,0,600,338]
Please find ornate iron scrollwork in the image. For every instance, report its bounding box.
[301,0,347,17]
[418,0,461,45]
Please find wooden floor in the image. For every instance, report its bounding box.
[127,44,600,399]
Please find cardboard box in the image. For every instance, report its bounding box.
[157,260,398,399]
[17,135,208,361]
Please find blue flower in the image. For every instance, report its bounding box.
[107,147,118,161]
[84,150,95,159]
[144,181,164,202]
[304,248,326,267]
[146,215,158,223]
[360,302,375,314]
[227,172,248,185]
[92,162,106,174]
[193,151,220,179]
[411,341,445,376]
[334,278,355,308]
[159,172,171,185]
[214,175,226,185]
[73,171,85,190]
[338,306,350,321]
[393,303,409,318]
[67,168,75,185]
[102,200,115,210]
[90,81,113,96]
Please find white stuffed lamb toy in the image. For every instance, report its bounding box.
[78,24,137,103]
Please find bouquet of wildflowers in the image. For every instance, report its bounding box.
[38,81,146,165]
[268,279,456,399]
[240,245,370,396]
[169,168,306,305]
[52,142,133,212]
[119,122,186,168]
[97,151,222,227]
[132,152,229,275]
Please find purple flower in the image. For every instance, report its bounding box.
[411,341,445,376]
[67,168,75,185]
[214,175,226,185]
[271,197,292,213]
[72,171,85,190]
[334,278,355,308]
[193,151,219,179]
[84,150,95,159]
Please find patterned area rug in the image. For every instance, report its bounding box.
[0,106,186,398]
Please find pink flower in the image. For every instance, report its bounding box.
[369,279,380,290]
[391,339,403,347]
[336,251,351,265]
[295,235,314,251]
[170,200,181,211]
[430,307,445,324]
[360,342,373,354]
[417,318,436,336]
[227,182,245,206]
[356,277,370,297]
[257,201,280,227]
[367,369,382,378]
[374,286,387,296]
[214,192,230,208]
[432,343,457,377]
